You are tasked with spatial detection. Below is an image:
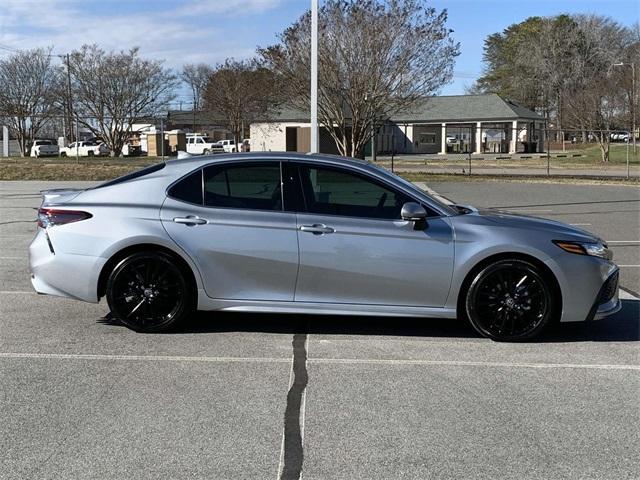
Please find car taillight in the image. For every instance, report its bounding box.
[37,208,92,228]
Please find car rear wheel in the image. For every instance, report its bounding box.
[60,152,67,157]
[106,251,193,333]
[464,259,557,341]
[88,150,94,157]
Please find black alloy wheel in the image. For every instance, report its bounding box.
[465,259,557,341]
[106,252,192,332]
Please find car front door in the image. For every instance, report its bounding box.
[288,162,454,307]
[161,161,299,301]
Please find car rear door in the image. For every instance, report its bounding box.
[161,160,299,301]
[287,162,454,307]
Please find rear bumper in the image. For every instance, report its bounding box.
[29,229,105,302]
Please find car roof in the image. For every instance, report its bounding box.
[165,151,373,172]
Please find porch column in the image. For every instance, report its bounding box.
[2,126,8,157]
[439,122,447,154]
[509,120,518,153]
[475,122,482,154]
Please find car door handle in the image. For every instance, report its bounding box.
[173,215,207,226]
[299,224,335,234]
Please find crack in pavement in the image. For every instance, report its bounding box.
[279,331,309,480]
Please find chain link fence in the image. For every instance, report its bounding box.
[0,116,638,179]
[371,127,638,179]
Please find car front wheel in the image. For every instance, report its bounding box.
[464,259,558,341]
[106,251,193,333]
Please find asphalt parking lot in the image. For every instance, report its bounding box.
[1,180,638,480]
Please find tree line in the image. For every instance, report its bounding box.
[469,14,639,161]
[0,0,459,157]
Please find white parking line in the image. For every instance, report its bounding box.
[505,209,554,213]
[309,358,640,371]
[0,290,33,294]
[1,352,637,371]
[607,240,640,244]
[0,352,291,363]
[570,223,591,226]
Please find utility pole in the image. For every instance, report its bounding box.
[75,113,79,163]
[310,0,319,154]
[63,54,74,143]
[192,99,196,134]
[613,62,636,155]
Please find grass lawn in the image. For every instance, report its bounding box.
[0,151,637,182]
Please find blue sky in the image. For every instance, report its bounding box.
[0,0,638,105]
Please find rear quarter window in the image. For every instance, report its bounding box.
[92,162,166,189]
[167,169,203,205]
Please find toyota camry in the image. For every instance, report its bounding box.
[29,153,620,341]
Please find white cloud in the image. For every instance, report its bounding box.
[0,0,285,68]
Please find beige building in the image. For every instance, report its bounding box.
[250,94,545,155]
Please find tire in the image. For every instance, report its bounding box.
[463,259,558,341]
[88,150,94,157]
[60,152,67,157]
[106,251,193,333]
[203,149,210,155]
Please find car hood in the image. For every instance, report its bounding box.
[453,204,601,243]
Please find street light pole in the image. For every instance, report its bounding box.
[613,62,636,155]
[310,0,319,154]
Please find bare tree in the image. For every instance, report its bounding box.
[203,58,277,146]
[182,63,213,111]
[564,15,631,161]
[260,0,459,157]
[67,45,178,156]
[0,48,62,156]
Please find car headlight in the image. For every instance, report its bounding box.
[553,240,613,260]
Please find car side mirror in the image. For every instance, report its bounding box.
[401,202,427,230]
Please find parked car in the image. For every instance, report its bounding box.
[186,135,224,155]
[610,133,630,142]
[121,143,142,157]
[30,140,59,158]
[60,141,109,157]
[215,139,239,153]
[29,153,620,340]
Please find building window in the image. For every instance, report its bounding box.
[418,133,436,145]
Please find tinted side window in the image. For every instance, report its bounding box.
[203,163,282,211]
[167,169,203,204]
[298,165,411,219]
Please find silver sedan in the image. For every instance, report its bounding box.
[29,153,620,341]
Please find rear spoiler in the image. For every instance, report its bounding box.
[40,188,84,206]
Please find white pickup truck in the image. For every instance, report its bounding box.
[186,136,224,155]
[30,140,59,158]
[60,141,109,157]
[216,139,240,153]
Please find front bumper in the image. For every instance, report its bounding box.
[589,270,622,321]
